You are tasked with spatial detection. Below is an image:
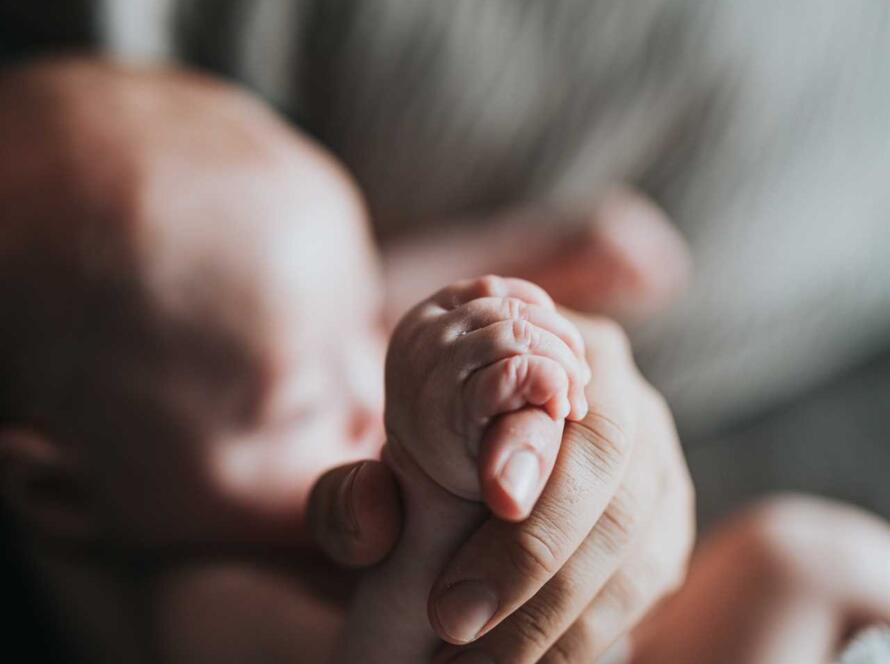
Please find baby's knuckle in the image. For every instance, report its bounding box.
[476,274,506,298]
[503,354,529,390]
[502,297,529,322]
[507,318,534,351]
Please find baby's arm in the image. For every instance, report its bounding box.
[337,276,590,663]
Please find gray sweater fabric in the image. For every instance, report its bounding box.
[838,627,890,664]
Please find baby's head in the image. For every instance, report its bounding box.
[0,59,384,553]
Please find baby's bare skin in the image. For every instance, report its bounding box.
[338,276,589,662]
[0,58,392,662]
[388,276,590,517]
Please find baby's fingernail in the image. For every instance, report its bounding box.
[434,581,499,644]
[499,449,540,511]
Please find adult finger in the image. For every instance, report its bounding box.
[440,397,663,663]
[307,461,402,568]
[477,407,565,523]
[541,405,694,663]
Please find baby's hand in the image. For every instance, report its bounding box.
[385,275,590,520]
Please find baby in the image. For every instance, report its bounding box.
[0,58,587,662]
[7,57,888,664]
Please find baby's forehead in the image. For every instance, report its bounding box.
[1,58,371,295]
[0,58,378,383]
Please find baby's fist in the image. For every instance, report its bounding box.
[385,276,590,519]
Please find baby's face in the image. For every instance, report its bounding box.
[206,202,387,547]
[93,144,386,551]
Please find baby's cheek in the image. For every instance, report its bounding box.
[212,441,314,514]
[210,420,382,531]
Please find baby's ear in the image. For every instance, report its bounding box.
[0,428,98,542]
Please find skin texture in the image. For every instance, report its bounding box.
[338,276,590,663]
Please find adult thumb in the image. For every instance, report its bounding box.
[307,461,402,567]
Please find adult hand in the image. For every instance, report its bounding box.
[381,187,690,327]
[630,495,890,664]
[427,314,695,663]
[310,188,695,662]
[308,315,696,663]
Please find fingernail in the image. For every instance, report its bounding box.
[499,450,540,510]
[445,651,495,664]
[337,464,362,536]
[435,581,499,644]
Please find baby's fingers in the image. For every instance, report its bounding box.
[445,296,587,363]
[464,355,571,449]
[455,319,589,420]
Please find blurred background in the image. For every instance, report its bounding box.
[1,0,888,530]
